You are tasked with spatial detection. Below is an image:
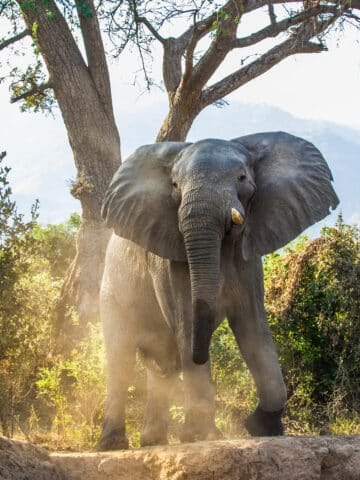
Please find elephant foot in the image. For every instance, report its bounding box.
[140,429,168,447]
[180,423,223,443]
[207,426,223,441]
[179,408,223,443]
[244,406,284,436]
[97,428,129,451]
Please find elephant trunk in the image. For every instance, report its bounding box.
[181,202,222,365]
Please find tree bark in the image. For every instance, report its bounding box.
[156,93,201,142]
[18,0,121,334]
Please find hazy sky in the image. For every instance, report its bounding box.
[0,15,359,223]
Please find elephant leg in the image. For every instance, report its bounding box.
[228,305,287,436]
[140,369,176,447]
[97,301,136,451]
[179,357,222,442]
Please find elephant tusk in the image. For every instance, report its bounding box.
[231,208,244,225]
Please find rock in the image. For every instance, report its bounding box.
[50,436,360,480]
[0,436,67,480]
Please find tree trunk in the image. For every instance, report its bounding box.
[156,85,202,142]
[19,0,121,336]
[156,101,197,142]
[53,79,121,334]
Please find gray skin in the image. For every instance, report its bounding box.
[98,132,339,450]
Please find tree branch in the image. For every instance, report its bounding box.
[135,15,166,44]
[143,3,220,94]
[189,0,246,91]
[161,8,221,94]
[163,39,184,94]
[0,29,30,51]
[176,13,219,80]
[10,81,51,103]
[268,1,277,24]
[344,11,360,22]
[200,20,332,108]
[17,0,89,79]
[234,4,338,48]
[245,0,306,14]
[245,0,360,13]
[345,0,360,9]
[75,0,113,115]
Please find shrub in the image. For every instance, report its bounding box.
[265,216,360,433]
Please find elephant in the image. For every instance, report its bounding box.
[98,131,338,450]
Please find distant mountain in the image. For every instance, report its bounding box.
[7,100,359,228]
[121,101,359,231]
[187,102,360,229]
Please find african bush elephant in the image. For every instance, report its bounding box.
[98,132,338,450]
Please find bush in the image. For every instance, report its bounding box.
[0,151,49,437]
[32,213,80,279]
[36,322,106,449]
[264,216,360,433]
[0,152,81,439]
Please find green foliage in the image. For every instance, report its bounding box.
[77,0,93,19]
[265,215,360,433]
[210,321,257,435]
[9,61,55,113]
[36,322,106,449]
[0,152,46,436]
[0,152,81,438]
[32,212,80,278]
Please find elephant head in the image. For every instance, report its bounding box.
[102,132,339,365]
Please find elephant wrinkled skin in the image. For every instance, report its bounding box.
[98,132,339,450]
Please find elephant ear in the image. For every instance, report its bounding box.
[102,142,190,261]
[231,132,339,258]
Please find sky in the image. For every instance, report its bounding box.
[0,11,359,224]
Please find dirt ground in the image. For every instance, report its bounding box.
[1,435,360,480]
[0,436,65,480]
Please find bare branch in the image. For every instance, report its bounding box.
[0,0,10,16]
[245,0,360,13]
[135,15,166,44]
[344,11,360,22]
[0,29,30,51]
[234,4,338,48]
[161,5,221,94]
[180,5,231,78]
[189,0,245,91]
[246,0,306,14]
[200,20,332,108]
[268,1,277,24]
[10,81,51,103]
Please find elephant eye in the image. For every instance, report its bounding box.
[172,181,178,188]
[238,174,246,182]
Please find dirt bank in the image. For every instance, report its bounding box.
[1,435,359,480]
[0,436,65,480]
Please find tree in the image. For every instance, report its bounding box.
[1,0,121,329]
[1,0,359,328]
[124,0,360,141]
